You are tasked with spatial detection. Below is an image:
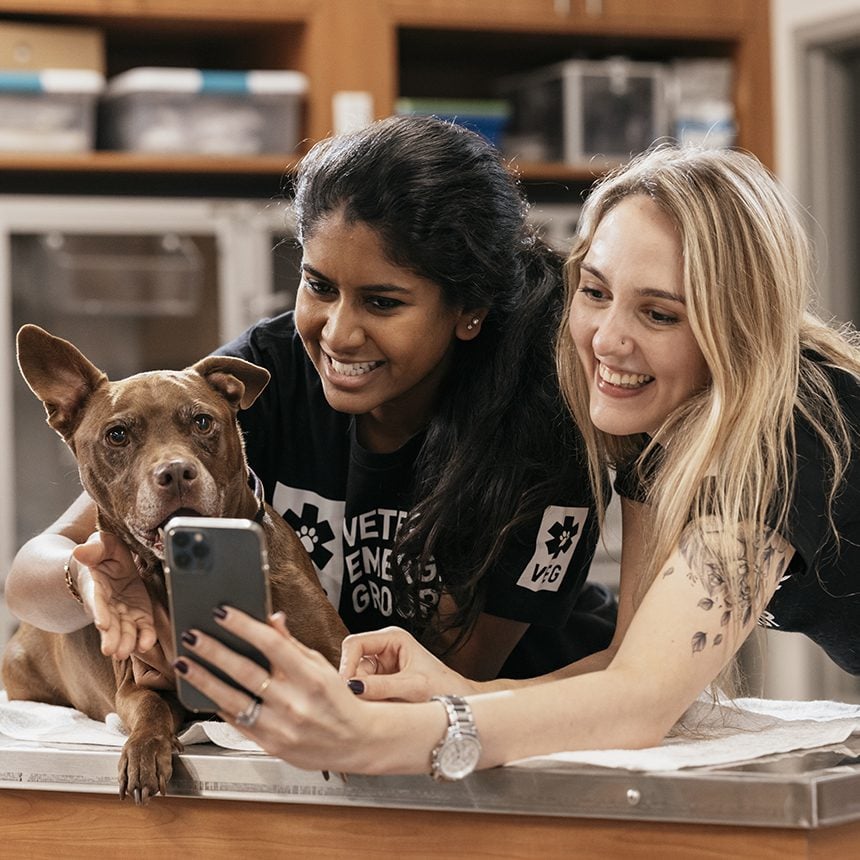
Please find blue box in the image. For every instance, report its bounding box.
[395,97,510,148]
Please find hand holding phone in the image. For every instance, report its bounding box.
[164,516,272,713]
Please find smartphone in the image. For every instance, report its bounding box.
[164,516,272,713]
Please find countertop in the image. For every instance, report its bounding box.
[1,732,860,829]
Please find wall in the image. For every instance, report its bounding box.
[762,0,860,702]
[772,0,860,184]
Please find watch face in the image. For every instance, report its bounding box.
[439,734,482,780]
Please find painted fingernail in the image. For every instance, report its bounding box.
[213,605,228,620]
[174,659,189,674]
[180,630,197,646]
[347,679,365,695]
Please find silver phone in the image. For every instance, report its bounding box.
[164,516,272,713]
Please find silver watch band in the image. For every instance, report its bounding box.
[434,694,471,729]
[429,694,482,781]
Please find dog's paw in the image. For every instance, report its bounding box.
[118,733,181,804]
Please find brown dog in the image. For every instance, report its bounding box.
[3,324,347,802]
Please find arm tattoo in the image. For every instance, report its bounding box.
[680,523,789,655]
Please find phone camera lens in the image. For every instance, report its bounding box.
[192,540,210,560]
[172,531,191,548]
[174,551,191,569]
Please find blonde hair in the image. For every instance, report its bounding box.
[557,145,860,624]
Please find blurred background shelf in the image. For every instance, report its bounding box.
[0,152,300,174]
[0,0,773,192]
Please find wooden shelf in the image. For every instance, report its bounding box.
[0,152,608,185]
[0,0,773,192]
[0,152,300,175]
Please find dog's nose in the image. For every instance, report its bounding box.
[154,459,198,490]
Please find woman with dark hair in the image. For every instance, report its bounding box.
[213,114,610,676]
[6,115,613,681]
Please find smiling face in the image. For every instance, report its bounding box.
[569,195,710,437]
[294,211,479,451]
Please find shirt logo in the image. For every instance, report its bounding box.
[283,502,336,570]
[272,483,344,609]
[516,506,589,593]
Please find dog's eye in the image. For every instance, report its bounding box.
[105,426,129,447]
[193,413,214,433]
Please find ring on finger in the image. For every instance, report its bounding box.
[235,698,263,728]
[254,674,272,698]
[360,654,379,674]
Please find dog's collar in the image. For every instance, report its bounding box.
[248,468,266,524]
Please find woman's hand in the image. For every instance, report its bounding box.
[174,608,391,773]
[338,626,479,701]
[72,531,157,660]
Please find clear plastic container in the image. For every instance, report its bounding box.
[0,69,103,152]
[500,58,669,165]
[101,67,308,156]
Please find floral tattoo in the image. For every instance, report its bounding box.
[676,522,790,655]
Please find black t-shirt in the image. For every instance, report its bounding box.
[216,312,605,673]
[763,361,860,674]
[615,360,860,674]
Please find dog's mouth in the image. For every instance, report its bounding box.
[151,507,205,556]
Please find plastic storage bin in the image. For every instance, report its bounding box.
[101,67,308,155]
[0,69,103,152]
[500,58,669,165]
[668,58,736,149]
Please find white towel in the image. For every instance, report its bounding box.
[0,691,262,752]
[177,718,263,752]
[506,695,860,771]
[1,692,858,769]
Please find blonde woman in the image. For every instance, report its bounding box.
[171,146,860,778]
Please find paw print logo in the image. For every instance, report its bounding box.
[545,515,579,559]
[297,524,319,553]
[283,503,335,569]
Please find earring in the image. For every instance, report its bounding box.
[466,317,480,331]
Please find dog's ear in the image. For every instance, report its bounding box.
[191,355,271,410]
[16,324,108,442]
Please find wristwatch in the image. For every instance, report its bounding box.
[429,695,482,781]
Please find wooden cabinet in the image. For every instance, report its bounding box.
[0,0,772,193]
[379,0,772,180]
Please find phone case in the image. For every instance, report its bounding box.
[164,516,272,713]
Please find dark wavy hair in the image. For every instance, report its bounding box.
[292,115,585,648]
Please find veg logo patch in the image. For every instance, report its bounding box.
[516,506,589,593]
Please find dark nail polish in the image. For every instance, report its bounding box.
[213,605,228,620]
[174,659,189,674]
[180,630,197,646]
[347,678,365,695]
